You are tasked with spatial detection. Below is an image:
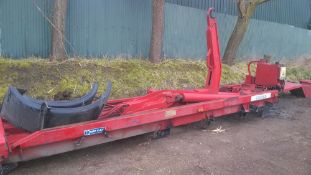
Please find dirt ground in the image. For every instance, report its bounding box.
[10,96,311,175]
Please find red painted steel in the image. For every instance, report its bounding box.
[2,90,278,163]
[205,8,222,93]
[283,82,302,93]
[179,92,239,102]
[0,120,8,160]
[255,63,280,86]
[283,81,311,98]
[245,59,285,89]
[300,80,311,97]
[0,8,308,170]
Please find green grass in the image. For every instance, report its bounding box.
[0,58,310,101]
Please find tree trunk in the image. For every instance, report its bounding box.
[222,0,270,65]
[222,15,252,65]
[51,0,68,61]
[149,0,164,63]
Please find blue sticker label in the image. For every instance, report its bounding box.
[84,128,105,136]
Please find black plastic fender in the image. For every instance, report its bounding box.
[0,82,112,132]
[44,82,111,129]
[21,83,99,108]
[1,87,43,132]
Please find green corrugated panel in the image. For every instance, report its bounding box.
[0,0,311,59]
[163,4,206,58]
[0,0,152,58]
[0,0,53,58]
[166,0,311,29]
[66,0,152,58]
[163,3,311,60]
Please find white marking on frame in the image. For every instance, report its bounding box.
[165,110,176,118]
[251,93,272,102]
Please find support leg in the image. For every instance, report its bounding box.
[153,128,171,139]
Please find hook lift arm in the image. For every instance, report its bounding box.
[205,8,222,93]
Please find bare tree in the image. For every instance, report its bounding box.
[222,0,271,65]
[51,0,68,61]
[149,0,165,63]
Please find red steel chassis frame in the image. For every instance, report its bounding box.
[0,8,282,166]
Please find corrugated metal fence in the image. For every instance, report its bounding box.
[0,0,311,59]
[0,0,152,58]
[0,0,53,57]
[66,0,152,58]
[167,0,311,29]
[164,3,311,59]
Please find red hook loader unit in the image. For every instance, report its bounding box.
[0,8,310,174]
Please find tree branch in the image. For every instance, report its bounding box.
[223,0,271,65]
[255,0,271,5]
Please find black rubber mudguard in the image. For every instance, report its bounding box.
[0,82,112,132]
[1,87,43,132]
[22,83,98,108]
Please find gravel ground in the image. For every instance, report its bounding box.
[10,96,311,175]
